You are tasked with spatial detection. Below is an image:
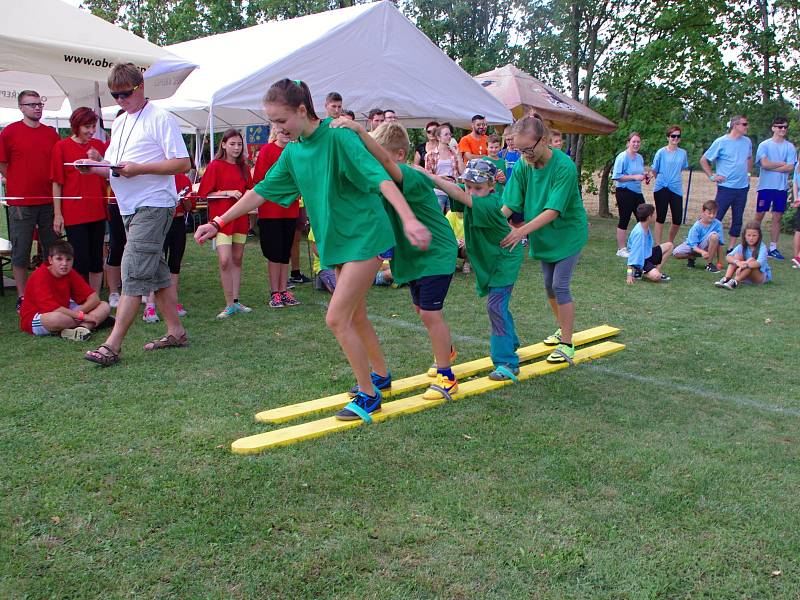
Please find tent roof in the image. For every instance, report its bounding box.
[0,0,195,110]
[474,64,617,135]
[159,1,512,130]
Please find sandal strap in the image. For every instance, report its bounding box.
[342,401,373,424]
[428,385,453,401]
[494,365,519,383]
[552,348,575,366]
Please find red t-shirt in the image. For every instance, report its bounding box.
[198,159,252,235]
[253,143,300,219]
[19,263,94,333]
[50,138,108,226]
[458,134,488,158]
[0,120,60,206]
[173,173,196,218]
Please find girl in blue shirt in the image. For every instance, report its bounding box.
[650,125,689,245]
[613,132,648,257]
[715,221,772,289]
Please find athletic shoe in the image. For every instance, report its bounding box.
[109,292,120,308]
[96,315,116,330]
[286,282,296,290]
[348,371,392,397]
[686,258,696,268]
[633,268,643,279]
[60,326,92,342]
[723,279,738,290]
[705,263,720,273]
[142,304,159,323]
[616,247,630,258]
[543,328,562,346]
[216,305,237,319]
[426,346,458,377]
[422,373,458,400]
[268,292,284,308]
[768,248,785,260]
[462,261,471,274]
[714,277,730,288]
[280,291,300,306]
[335,389,382,421]
[792,255,800,269]
[176,303,187,318]
[233,301,252,313]
[546,343,575,364]
[289,273,312,284]
[660,273,671,282]
[16,296,23,313]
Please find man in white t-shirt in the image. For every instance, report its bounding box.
[78,63,190,366]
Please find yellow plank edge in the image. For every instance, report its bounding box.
[255,324,621,424]
[231,340,625,454]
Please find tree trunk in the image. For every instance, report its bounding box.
[598,160,612,218]
[759,0,771,103]
[574,134,585,185]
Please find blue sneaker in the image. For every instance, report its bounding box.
[348,371,392,397]
[336,389,382,421]
[768,248,785,260]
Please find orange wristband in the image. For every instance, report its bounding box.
[211,216,226,230]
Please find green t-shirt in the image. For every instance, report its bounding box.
[252,118,394,267]
[463,192,524,297]
[381,164,457,284]
[485,156,506,195]
[502,149,588,263]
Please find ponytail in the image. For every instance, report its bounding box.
[263,78,318,120]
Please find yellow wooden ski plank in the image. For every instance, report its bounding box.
[256,325,620,423]
[231,341,625,454]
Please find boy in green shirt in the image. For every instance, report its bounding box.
[424,158,525,381]
[500,116,588,365]
[331,119,460,400]
[485,134,508,195]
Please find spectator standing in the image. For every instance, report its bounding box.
[413,121,439,167]
[612,132,648,257]
[366,108,385,131]
[650,125,690,244]
[458,114,488,161]
[324,92,343,119]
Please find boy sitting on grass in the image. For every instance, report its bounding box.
[626,203,673,284]
[19,240,111,340]
[672,199,724,272]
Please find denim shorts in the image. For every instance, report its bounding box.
[121,206,175,297]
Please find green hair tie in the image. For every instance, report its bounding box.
[294,79,302,86]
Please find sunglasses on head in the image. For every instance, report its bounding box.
[110,84,140,100]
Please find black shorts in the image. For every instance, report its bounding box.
[65,219,106,276]
[653,188,683,225]
[163,217,187,274]
[409,273,453,311]
[643,245,663,273]
[258,218,297,263]
[616,188,645,230]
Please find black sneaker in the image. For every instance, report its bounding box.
[632,268,643,280]
[687,258,696,268]
[660,273,671,282]
[289,273,312,284]
[705,263,720,273]
[16,296,23,313]
[96,315,116,330]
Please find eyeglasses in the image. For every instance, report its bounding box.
[110,84,141,100]
[669,134,681,139]
[19,102,45,109]
[775,125,788,129]
[519,138,542,156]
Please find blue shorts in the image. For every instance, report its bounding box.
[756,189,788,213]
[409,274,453,311]
[378,247,394,260]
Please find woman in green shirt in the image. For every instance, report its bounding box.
[500,115,588,365]
[195,79,431,422]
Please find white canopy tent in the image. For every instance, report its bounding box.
[159,1,512,136]
[0,0,196,110]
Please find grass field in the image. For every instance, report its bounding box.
[1,215,799,598]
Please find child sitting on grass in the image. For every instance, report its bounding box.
[672,199,724,272]
[20,240,111,340]
[626,203,673,284]
[425,158,525,381]
[715,221,772,289]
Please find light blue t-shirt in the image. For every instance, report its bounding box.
[703,135,752,189]
[626,222,653,267]
[613,151,645,193]
[498,148,520,181]
[684,218,725,248]
[652,147,688,196]
[730,242,772,281]
[756,139,797,191]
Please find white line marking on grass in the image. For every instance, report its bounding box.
[313,300,488,346]
[589,364,800,417]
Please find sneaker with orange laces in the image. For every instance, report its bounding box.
[280,290,300,306]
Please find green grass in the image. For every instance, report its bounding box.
[2,217,799,598]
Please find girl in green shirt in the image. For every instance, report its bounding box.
[500,115,588,365]
[195,79,431,422]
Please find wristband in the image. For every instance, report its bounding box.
[211,216,225,230]
[77,310,85,321]
[708,174,715,181]
[626,268,634,275]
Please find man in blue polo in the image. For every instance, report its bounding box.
[700,115,753,253]
[754,116,796,260]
